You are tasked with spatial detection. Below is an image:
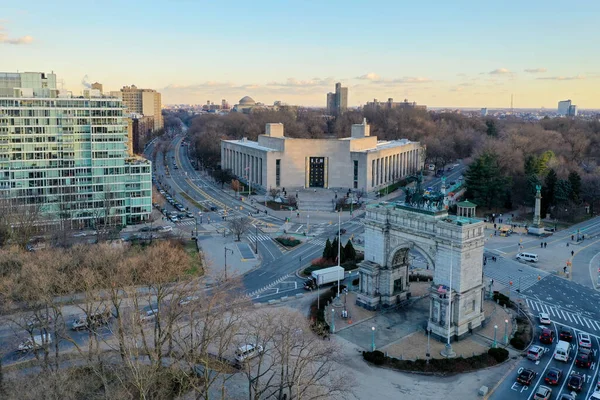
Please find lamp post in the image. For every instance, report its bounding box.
[493,325,498,348]
[504,319,509,345]
[331,309,335,334]
[254,225,258,254]
[426,328,431,364]
[224,247,233,281]
[337,210,341,297]
[371,327,376,351]
[307,214,310,236]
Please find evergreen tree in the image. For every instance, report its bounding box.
[330,237,339,261]
[323,238,332,260]
[344,240,357,262]
[485,119,498,137]
[568,171,582,203]
[464,152,510,209]
[554,180,572,205]
[543,169,558,210]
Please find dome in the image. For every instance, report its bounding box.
[239,96,256,105]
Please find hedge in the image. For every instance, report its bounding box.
[276,236,301,247]
[409,273,433,282]
[363,347,507,374]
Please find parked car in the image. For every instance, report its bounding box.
[25,314,53,329]
[17,334,52,352]
[517,368,537,385]
[140,308,158,323]
[544,368,562,385]
[540,328,555,344]
[71,308,112,331]
[178,296,200,306]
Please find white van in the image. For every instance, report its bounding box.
[235,344,263,363]
[516,252,539,263]
[18,334,52,352]
[554,340,571,362]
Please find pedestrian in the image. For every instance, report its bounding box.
[571,235,574,241]
[567,243,569,247]
[563,266,567,274]
[544,242,547,248]
[540,242,543,248]
[571,250,574,257]
[494,223,497,229]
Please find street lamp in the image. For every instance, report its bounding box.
[504,319,509,345]
[307,214,310,236]
[426,328,431,364]
[331,309,335,334]
[337,209,341,297]
[493,325,498,348]
[254,225,259,254]
[371,326,376,351]
[224,247,234,281]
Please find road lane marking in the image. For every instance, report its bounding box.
[583,318,592,329]
[565,312,572,322]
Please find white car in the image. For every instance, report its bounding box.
[579,332,592,349]
[158,226,172,232]
[178,295,200,306]
[539,313,551,325]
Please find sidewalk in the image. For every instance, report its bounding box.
[197,235,260,280]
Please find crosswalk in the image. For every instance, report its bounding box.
[177,219,196,226]
[247,233,272,243]
[483,257,549,292]
[525,298,600,334]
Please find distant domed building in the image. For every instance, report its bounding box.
[232,96,265,114]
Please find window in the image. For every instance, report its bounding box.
[275,159,281,187]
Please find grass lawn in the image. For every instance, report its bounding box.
[183,240,203,275]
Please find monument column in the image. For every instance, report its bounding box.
[528,185,545,235]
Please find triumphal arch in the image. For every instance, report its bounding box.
[356,200,486,340]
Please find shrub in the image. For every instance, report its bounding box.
[276,236,301,247]
[510,337,525,350]
[488,347,509,363]
[310,257,336,268]
[493,292,511,307]
[329,284,346,293]
[364,350,386,365]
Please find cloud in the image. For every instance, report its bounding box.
[266,77,335,87]
[456,73,467,77]
[0,25,33,45]
[524,68,547,73]
[356,72,381,81]
[489,68,512,75]
[536,75,586,81]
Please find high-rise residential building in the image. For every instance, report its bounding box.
[558,100,572,116]
[326,83,348,115]
[481,108,488,117]
[568,105,578,116]
[120,85,163,131]
[0,72,152,228]
[91,82,103,93]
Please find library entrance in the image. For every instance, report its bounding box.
[309,157,325,187]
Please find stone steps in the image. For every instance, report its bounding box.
[297,199,334,212]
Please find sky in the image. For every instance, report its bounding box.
[2,0,600,108]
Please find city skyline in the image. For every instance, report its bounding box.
[2,0,600,108]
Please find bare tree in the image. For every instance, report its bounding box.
[354,189,364,204]
[238,309,354,400]
[10,201,44,249]
[269,188,279,200]
[228,217,251,241]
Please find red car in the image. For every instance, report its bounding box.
[544,368,562,385]
[540,328,555,344]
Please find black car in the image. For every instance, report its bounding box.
[567,373,584,392]
[544,368,562,385]
[576,349,593,368]
[517,368,537,385]
[559,328,573,342]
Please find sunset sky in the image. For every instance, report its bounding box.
[3,0,599,108]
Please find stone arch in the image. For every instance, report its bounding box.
[387,242,436,270]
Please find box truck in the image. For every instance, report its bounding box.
[304,266,344,290]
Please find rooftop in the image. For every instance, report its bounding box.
[222,138,277,152]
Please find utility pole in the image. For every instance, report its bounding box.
[255,225,258,254]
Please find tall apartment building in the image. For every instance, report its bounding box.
[120,85,163,131]
[91,82,103,93]
[0,72,152,228]
[326,82,348,115]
